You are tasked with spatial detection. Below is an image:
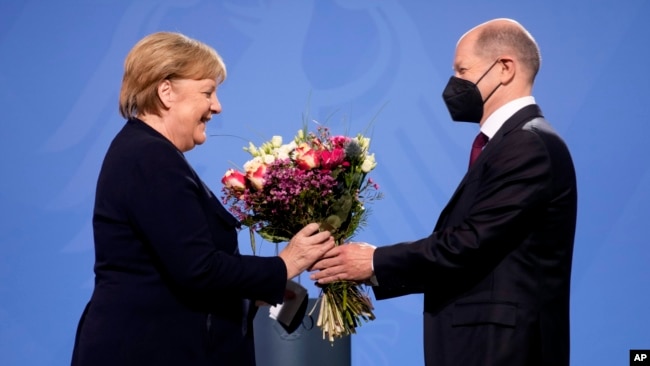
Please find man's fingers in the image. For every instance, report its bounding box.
[321,246,343,260]
[312,258,333,271]
[314,273,339,285]
[311,264,341,281]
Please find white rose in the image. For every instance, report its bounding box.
[361,153,377,173]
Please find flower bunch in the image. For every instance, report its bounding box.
[221,125,382,342]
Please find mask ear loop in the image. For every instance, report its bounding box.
[475,59,502,104]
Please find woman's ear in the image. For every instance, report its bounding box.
[158,79,173,109]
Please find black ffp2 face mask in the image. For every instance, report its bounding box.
[442,59,501,123]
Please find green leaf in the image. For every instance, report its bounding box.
[323,215,342,230]
[249,228,256,254]
[258,227,292,243]
[331,194,353,218]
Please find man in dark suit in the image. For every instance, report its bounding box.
[311,18,577,365]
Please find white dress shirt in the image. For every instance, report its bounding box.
[480,96,536,139]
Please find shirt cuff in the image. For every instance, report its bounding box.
[368,247,378,286]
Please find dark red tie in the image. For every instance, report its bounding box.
[469,132,488,168]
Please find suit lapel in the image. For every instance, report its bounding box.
[435,105,544,229]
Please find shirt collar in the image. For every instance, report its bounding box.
[480,96,536,139]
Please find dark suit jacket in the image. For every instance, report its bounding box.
[373,105,577,365]
[71,118,287,366]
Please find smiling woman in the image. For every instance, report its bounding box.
[149,77,221,152]
[118,32,225,152]
[69,31,335,366]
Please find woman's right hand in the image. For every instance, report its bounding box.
[278,223,335,279]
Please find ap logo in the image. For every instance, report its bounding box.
[630,350,650,364]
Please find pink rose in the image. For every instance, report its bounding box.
[221,169,246,191]
[244,158,268,190]
[295,143,321,170]
[320,148,345,169]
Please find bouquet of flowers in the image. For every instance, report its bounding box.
[220,123,382,342]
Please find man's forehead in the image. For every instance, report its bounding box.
[453,39,478,65]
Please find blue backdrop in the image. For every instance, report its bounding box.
[1,1,649,365]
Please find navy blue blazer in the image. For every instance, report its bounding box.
[373,105,577,365]
[71,118,287,366]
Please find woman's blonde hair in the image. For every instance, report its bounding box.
[119,32,226,119]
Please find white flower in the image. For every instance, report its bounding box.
[357,135,371,153]
[271,135,283,148]
[245,142,259,156]
[295,129,305,143]
[361,153,376,173]
[261,152,275,165]
[276,141,297,160]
